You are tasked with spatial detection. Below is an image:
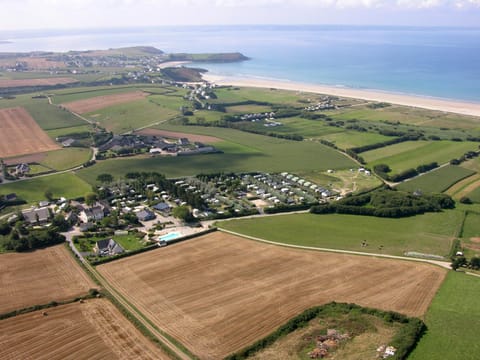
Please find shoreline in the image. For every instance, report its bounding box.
[203,73,480,118]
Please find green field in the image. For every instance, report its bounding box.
[225,104,272,113]
[218,212,461,257]
[51,85,145,103]
[38,148,92,171]
[0,173,91,203]
[396,165,475,193]
[77,126,356,183]
[409,272,480,360]
[364,141,479,174]
[85,98,179,133]
[460,211,480,239]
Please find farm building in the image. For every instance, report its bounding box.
[153,202,170,212]
[15,163,30,175]
[94,239,124,257]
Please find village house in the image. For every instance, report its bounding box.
[15,163,30,175]
[93,239,124,256]
[22,207,51,225]
[79,206,105,223]
[136,208,156,222]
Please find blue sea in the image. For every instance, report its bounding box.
[1,25,480,102]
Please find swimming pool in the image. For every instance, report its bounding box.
[159,232,181,242]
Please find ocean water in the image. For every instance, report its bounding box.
[1,25,479,102]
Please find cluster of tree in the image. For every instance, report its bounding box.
[345,149,366,164]
[451,256,480,271]
[374,162,439,182]
[0,224,65,252]
[92,131,113,147]
[450,150,480,165]
[310,188,454,218]
[367,102,391,109]
[225,302,425,360]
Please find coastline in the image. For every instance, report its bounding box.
[203,73,480,118]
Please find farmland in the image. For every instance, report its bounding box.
[409,272,480,360]
[98,231,446,359]
[0,298,170,360]
[39,147,92,171]
[0,173,92,203]
[61,91,148,114]
[397,165,475,193]
[363,141,479,174]
[0,245,95,314]
[217,212,461,257]
[0,106,60,158]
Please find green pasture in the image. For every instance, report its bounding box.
[396,165,475,193]
[78,126,355,183]
[365,141,479,174]
[270,117,345,138]
[409,272,480,360]
[0,173,91,203]
[27,164,52,175]
[460,211,480,239]
[85,98,179,133]
[218,211,461,257]
[362,141,429,162]
[38,148,92,171]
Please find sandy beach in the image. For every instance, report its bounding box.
[203,73,480,118]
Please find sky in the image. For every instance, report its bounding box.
[1,0,480,30]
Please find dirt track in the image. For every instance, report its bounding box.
[0,245,95,313]
[0,107,60,158]
[137,128,221,143]
[0,299,170,360]
[0,77,77,88]
[61,91,148,114]
[98,232,446,359]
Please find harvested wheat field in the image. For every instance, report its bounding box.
[0,77,77,88]
[0,298,170,360]
[137,128,221,143]
[61,91,148,114]
[0,245,95,314]
[98,231,446,359]
[0,107,60,158]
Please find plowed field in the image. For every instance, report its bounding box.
[0,245,95,313]
[0,299,170,360]
[0,107,60,158]
[61,91,148,114]
[0,77,77,88]
[98,232,446,359]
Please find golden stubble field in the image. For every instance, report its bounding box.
[0,107,60,158]
[98,232,446,359]
[61,91,148,114]
[0,245,95,313]
[0,298,170,360]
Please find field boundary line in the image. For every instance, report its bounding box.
[217,228,452,269]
